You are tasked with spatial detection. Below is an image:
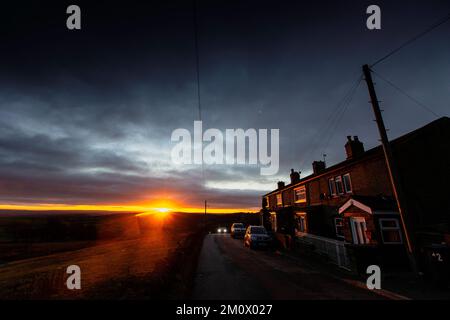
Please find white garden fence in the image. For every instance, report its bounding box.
[296,233,352,271]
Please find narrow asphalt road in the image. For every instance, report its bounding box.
[193,234,384,300]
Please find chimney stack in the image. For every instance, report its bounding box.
[345,135,365,159]
[290,169,300,184]
[312,161,326,174]
[277,181,285,189]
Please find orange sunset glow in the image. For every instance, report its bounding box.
[0,203,258,214]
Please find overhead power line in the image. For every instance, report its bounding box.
[322,76,362,154]
[371,12,450,67]
[299,74,362,170]
[372,69,441,118]
[193,0,202,121]
[192,0,206,211]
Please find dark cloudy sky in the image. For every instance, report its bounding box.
[0,0,449,210]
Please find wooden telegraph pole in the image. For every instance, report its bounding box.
[362,64,418,273]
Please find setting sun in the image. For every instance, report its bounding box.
[156,207,170,213]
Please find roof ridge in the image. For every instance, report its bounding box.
[263,117,449,196]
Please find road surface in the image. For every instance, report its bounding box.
[193,234,384,300]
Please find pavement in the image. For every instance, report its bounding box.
[192,234,385,300]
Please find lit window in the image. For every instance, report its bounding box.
[379,218,403,244]
[335,176,344,195]
[276,193,282,206]
[343,174,352,193]
[294,186,306,203]
[328,178,336,196]
[335,218,345,240]
[265,196,270,207]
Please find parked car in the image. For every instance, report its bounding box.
[244,226,271,249]
[217,227,228,233]
[230,223,246,238]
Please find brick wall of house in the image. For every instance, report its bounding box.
[263,117,450,241]
[266,194,277,211]
[264,153,393,211]
[309,155,393,206]
[283,188,294,207]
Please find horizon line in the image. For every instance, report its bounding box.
[0,204,259,214]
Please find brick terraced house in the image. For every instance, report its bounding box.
[261,117,449,272]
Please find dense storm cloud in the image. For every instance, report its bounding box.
[0,0,449,210]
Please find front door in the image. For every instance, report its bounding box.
[295,213,307,235]
[270,213,277,232]
[350,217,369,244]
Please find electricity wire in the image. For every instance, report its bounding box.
[371,13,450,67]
[299,74,363,170]
[372,69,441,118]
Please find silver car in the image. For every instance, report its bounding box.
[244,226,271,249]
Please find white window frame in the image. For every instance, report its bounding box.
[328,178,336,196]
[379,218,403,244]
[335,176,344,195]
[276,193,283,206]
[342,173,353,194]
[334,217,345,240]
[294,186,307,203]
[350,217,369,245]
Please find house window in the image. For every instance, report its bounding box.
[295,213,307,234]
[265,196,270,208]
[350,217,369,245]
[276,193,282,206]
[379,218,403,244]
[343,173,352,193]
[294,186,306,203]
[328,178,336,196]
[335,218,345,240]
[335,176,344,195]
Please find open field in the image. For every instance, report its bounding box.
[0,211,206,299]
[0,234,180,299]
[0,210,259,299]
